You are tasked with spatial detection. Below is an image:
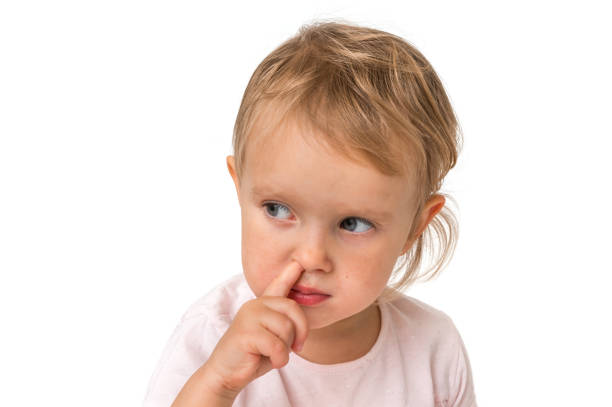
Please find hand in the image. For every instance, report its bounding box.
[202,261,309,397]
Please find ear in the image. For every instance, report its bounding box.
[400,194,446,256]
[226,155,240,200]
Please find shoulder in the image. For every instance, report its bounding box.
[180,273,256,329]
[381,292,477,406]
[383,292,462,345]
[157,273,255,355]
[381,292,468,376]
[142,274,257,406]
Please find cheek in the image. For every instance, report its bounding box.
[241,211,287,296]
[340,243,397,292]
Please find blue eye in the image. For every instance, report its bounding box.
[341,217,373,233]
[264,203,292,220]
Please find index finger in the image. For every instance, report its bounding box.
[262,261,304,298]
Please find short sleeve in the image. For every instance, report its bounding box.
[142,313,213,407]
[449,331,477,407]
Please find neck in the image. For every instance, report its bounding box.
[295,303,381,364]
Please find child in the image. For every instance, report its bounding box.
[144,20,476,407]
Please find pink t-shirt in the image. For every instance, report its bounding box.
[143,274,477,407]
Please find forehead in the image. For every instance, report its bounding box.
[242,117,416,219]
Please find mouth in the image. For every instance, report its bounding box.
[291,284,329,295]
[288,287,331,306]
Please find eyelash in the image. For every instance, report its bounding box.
[262,202,375,233]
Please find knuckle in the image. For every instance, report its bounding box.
[280,317,294,334]
[237,299,255,315]
[273,337,287,353]
[246,298,260,309]
[288,301,306,324]
[287,298,302,312]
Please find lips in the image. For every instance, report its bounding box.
[291,284,328,295]
[288,288,330,306]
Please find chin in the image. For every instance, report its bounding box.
[301,308,341,330]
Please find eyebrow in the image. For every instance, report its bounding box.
[250,185,394,222]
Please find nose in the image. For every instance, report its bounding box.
[291,225,332,273]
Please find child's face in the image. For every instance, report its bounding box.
[227,118,438,332]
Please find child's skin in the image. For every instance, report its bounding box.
[171,261,307,406]
[171,117,445,406]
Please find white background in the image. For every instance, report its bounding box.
[1,1,610,405]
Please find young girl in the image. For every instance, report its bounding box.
[143,20,476,407]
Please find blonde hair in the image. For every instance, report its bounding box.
[232,19,462,302]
